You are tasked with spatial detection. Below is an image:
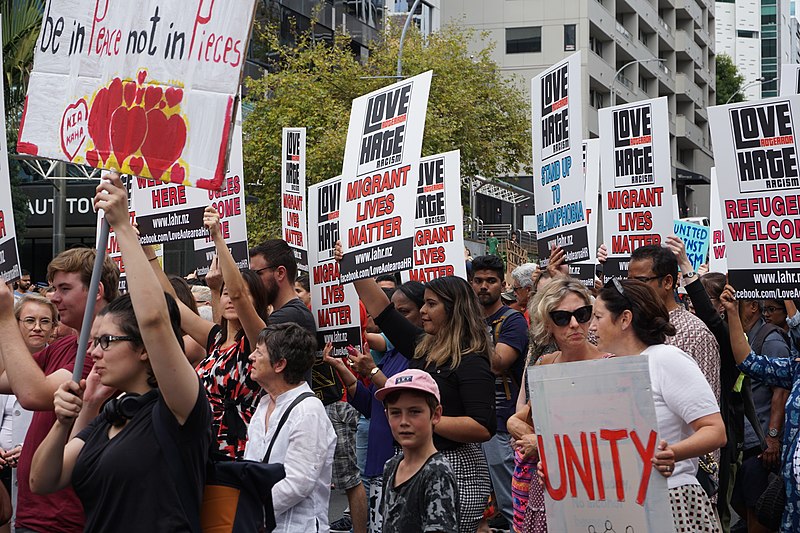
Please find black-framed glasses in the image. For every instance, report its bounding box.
[549,305,593,327]
[629,275,664,283]
[764,305,786,314]
[253,265,277,276]
[93,335,137,351]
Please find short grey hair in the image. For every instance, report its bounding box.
[511,263,538,288]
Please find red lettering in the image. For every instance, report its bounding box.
[537,434,568,501]
[630,430,658,505]
[564,433,594,500]
[600,429,628,502]
[590,432,605,501]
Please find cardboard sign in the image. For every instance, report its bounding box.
[400,150,467,283]
[97,172,135,291]
[17,0,256,189]
[673,220,709,270]
[338,71,432,283]
[281,127,308,272]
[532,52,589,264]
[571,139,600,288]
[0,26,22,282]
[529,357,672,532]
[132,176,208,244]
[708,96,800,298]
[708,168,728,273]
[599,97,675,279]
[309,176,362,355]
[192,114,248,275]
[780,65,800,95]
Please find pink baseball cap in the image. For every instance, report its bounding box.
[374,369,441,402]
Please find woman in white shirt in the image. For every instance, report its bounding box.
[588,278,726,533]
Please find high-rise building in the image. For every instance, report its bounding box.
[442,0,716,216]
[715,0,791,98]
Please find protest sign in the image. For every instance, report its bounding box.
[0,28,21,283]
[673,220,709,270]
[672,194,679,219]
[400,150,467,283]
[570,139,600,287]
[708,95,800,298]
[132,175,209,244]
[529,356,672,533]
[97,173,134,291]
[708,168,728,273]
[281,127,308,272]
[17,0,256,189]
[338,71,432,283]
[780,65,800,95]
[192,114,248,276]
[309,176,362,355]
[532,52,589,264]
[599,97,675,280]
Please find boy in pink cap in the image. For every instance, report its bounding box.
[376,369,459,532]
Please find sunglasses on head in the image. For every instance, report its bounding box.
[549,305,593,327]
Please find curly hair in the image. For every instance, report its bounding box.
[528,278,592,349]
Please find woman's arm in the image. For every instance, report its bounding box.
[97,173,200,424]
[435,416,492,443]
[720,284,753,366]
[652,413,726,477]
[29,381,87,493]
[206,207,265,347]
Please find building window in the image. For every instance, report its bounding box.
[638,28,649,46]
[737,30,758,38]
[638,76,649,92]
[506,27,541,54]
[564,25,576,51]
[590,35,604,57]
[590,89,605,109]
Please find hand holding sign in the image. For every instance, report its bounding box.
[0,280,14,319]
[665,236,694,276]
[53,380,85,426]
[94,172,129,229]
[203,206,223,239]
[651,439,675,478]
[719,285,738,317]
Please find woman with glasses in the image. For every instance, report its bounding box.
[15,295,58,356]
[506,278,604,533]
[30,173,211,532]
[585,278,726,532]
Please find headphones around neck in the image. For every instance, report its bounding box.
[102,390,158,427]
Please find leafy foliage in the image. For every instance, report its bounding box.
[243,22,532,243]
[715,53,745,106]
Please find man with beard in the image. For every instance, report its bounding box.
[470,255,529,530]
[13,270,33,301]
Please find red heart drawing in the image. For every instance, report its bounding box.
[129,156,145,176]
[60,99,88,161]
[135,88,145,105]
[169,163,185,184]
[110,106,147,168]
[86,149,100,168]
[123,81,136,107]
[165,87,183,108]
[137,69,147,86]
[87,88,111,160]
[144,86,163,111]
[141,110,187,180]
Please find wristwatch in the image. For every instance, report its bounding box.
[683,271,697,280]
[369,367,381,380]
[768,427,780,438]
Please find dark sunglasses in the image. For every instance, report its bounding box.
[549,305,593,327]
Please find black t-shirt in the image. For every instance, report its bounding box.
[73,382,212,533]
[375,303,497,450]
[267,297,316,334]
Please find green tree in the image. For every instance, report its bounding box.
[716,53,745,105]
[243,23,532,243]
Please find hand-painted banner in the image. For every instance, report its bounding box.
[529,357,672,532]
[599,97,675,280]
[673,220,709,270]
[708,96,800,298]
[571,139,600,288]
[708,168,728,273]
[532,52,589,264]
[309,176,362,355]
[401,150,467,283]
[780,65,800,95]
[193,113,248,275]
[338,71,432,283]
[17,0,256,189]
[0,24,21,283]
[281,127,308,272]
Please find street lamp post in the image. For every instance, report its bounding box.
[725,77,778,104]
[397,0,423,78]
[610,58,666,107]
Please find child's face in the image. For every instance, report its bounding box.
[385,392,441,450]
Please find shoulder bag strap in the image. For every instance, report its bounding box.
[263,391,316,462]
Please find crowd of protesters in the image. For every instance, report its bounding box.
[0,173,795,533]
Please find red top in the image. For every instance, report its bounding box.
[16,335,93,533]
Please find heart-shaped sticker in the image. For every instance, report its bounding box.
[60,99,88,161]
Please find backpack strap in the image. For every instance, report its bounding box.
[490,307,521,344]
[263,392,316,462]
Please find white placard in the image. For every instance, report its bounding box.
[780,65,800,95]
[401,150,467,283]
[17,0,255,189]
[0,21,21,282]
[338,71,432,283]
[599,97,675,279]
[569,139,601,287]
[281,127,308,271]
[708,95,800,298]
[708,168,728,273]
[531,52,589,264]
[529,357,672,532]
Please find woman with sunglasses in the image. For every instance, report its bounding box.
[507,278,604,533]
[585,279,725,532]
[30,173,211,532]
